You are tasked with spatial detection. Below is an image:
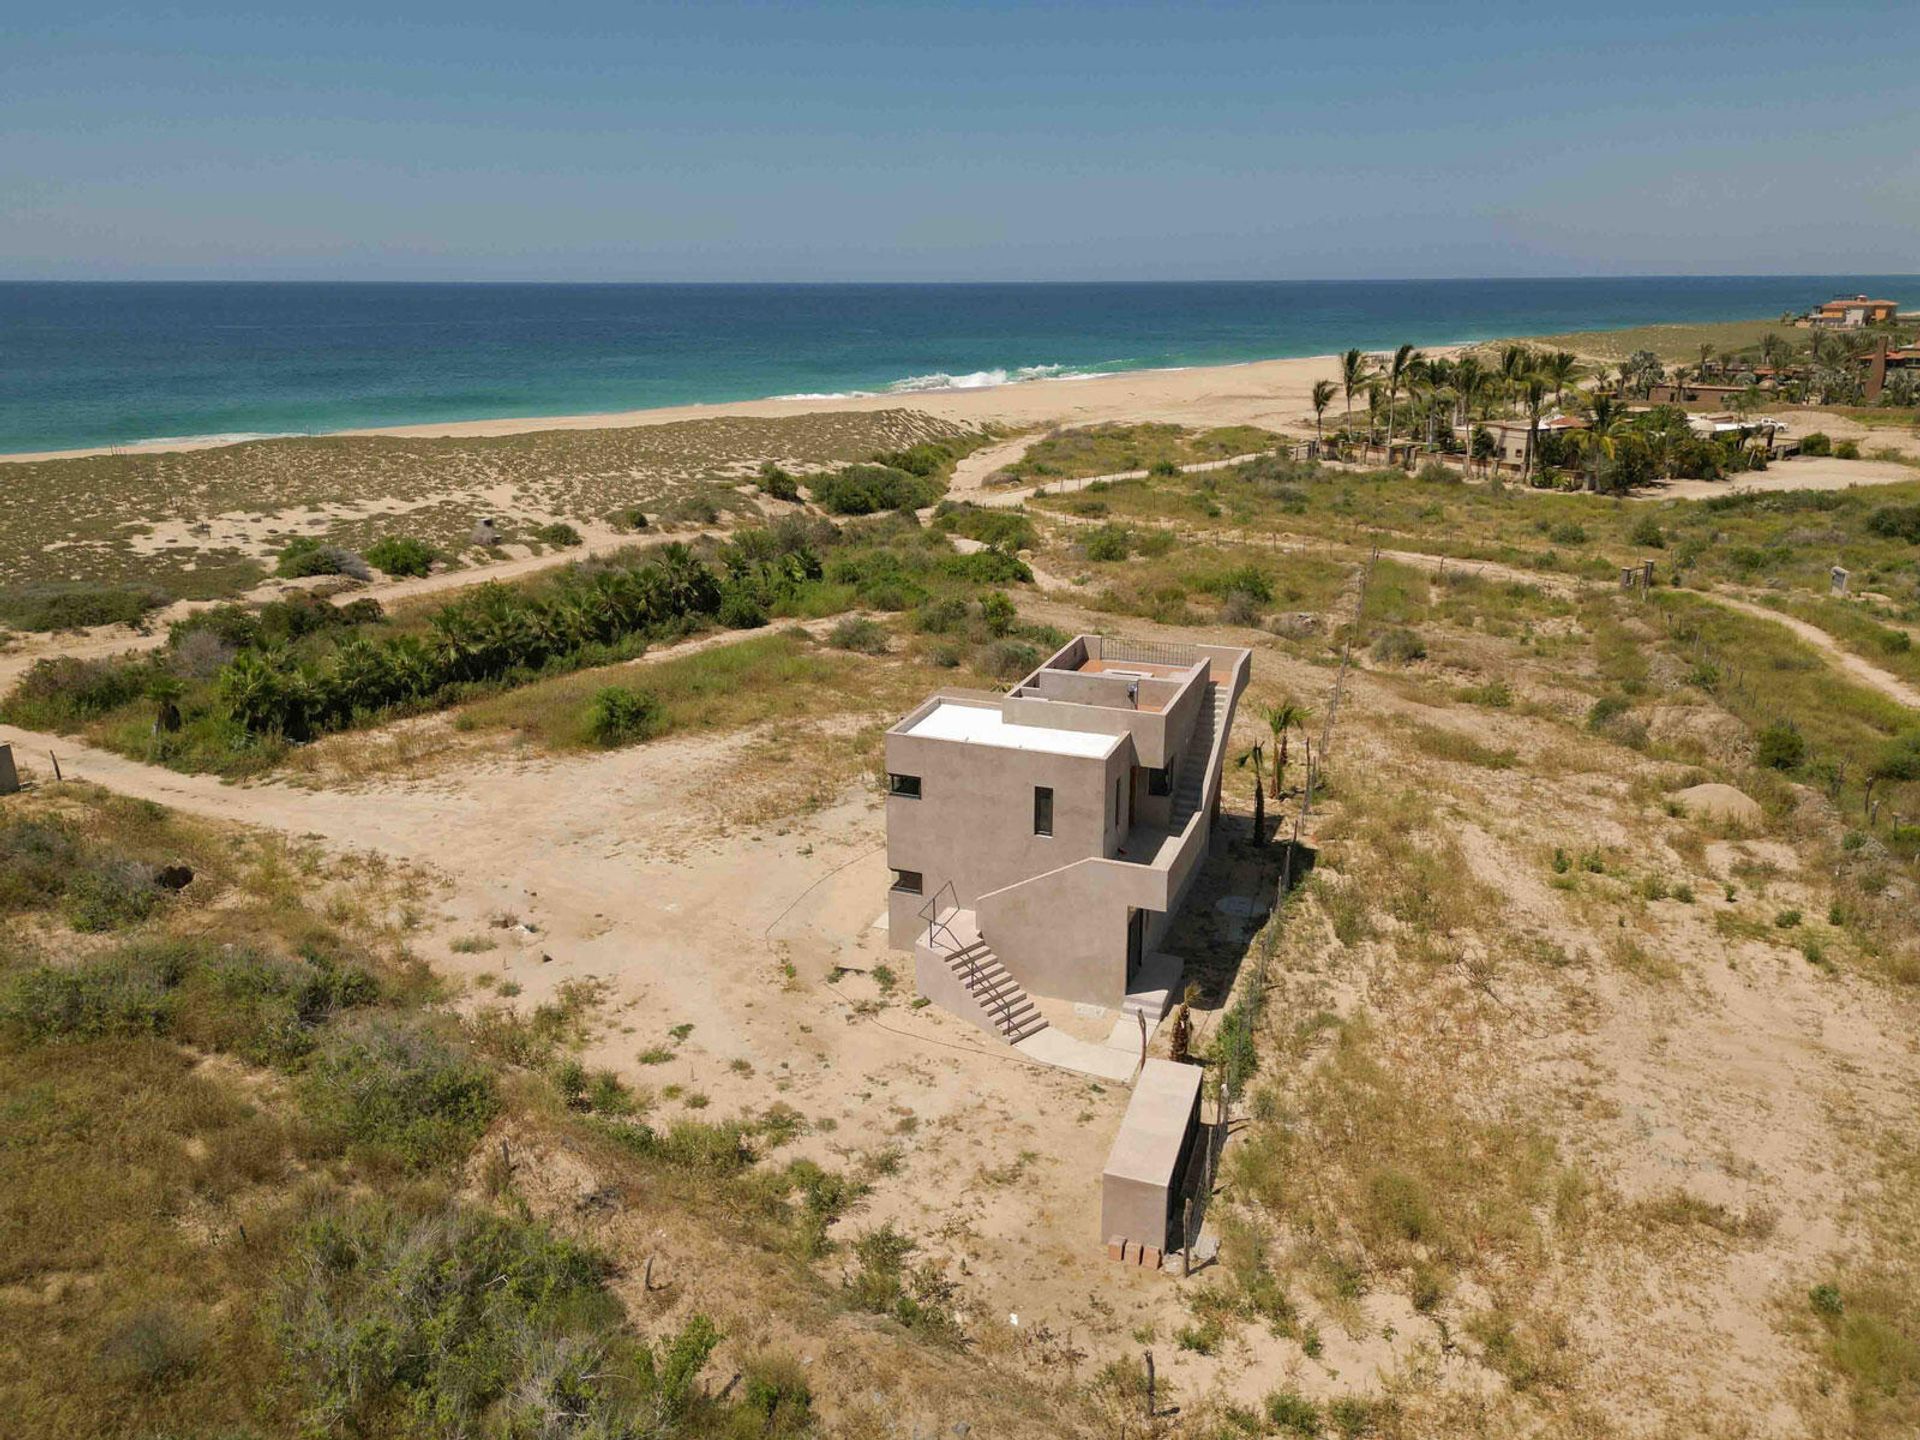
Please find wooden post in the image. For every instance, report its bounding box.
[1182,1198,1193,1276]
[1143,1350,1156,1418]
[49,750,62,782]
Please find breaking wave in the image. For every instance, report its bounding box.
[882,362,1110,393]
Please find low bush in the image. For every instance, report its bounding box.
[363,535,438,578]
[1756,718,1806,770]
[584,686,666,747]
[828,617,888,654]
[1084,525,1132,562]
[533,521,583,547]
[298,1022,498,1171]
[1369,628,1426,665]
[809,464,941,515]
[276,537,370,580]
[1865,504,1920,543]
[0,583,167,632]
[982,639,1041,679]
[1833,439,1860,460]
[758,462,801,501]
[1801,431,1832,456]
[608,505,650,531]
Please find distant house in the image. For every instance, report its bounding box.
[1646,380,1755,405]
[1810,295,1900,328]
[1469,416,1584,472]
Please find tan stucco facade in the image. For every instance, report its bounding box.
[884,635,1249,1014]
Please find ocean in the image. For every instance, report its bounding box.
[1,277,1912,456]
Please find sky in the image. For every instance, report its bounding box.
[2,0,1916,282]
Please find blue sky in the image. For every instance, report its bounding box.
[2,0,1915,280]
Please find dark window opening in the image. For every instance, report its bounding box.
[888,773,921,798]
[1147,767,1170,797]
[1033,786,1054,837]
[891,869,923,895]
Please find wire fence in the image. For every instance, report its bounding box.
[1175,540,1379,1270]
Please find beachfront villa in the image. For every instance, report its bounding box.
[883,634,1250,1040]
[1809,294,1900,328]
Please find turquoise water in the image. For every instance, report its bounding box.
[1,277,1911,455]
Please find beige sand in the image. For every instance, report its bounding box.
[1,354,1367,465]
[1670,782,1763,825]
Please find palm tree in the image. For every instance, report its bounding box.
[1310,379,1337,446]
[1759,332,1782,375]
[1235,742,1265,846]
[1385,343,1416,454]
[1521,375,1547,483]
[1544,350,1579,407]
[1573,394,1623,493]
[1261,699,1307,794]
[1500,344,1532,408]
[1340,349,1370,438]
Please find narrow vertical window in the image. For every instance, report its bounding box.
[1033,786,1053,837]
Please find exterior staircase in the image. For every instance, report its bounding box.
[918,904,1049,1043]
[1168,681,1229,829]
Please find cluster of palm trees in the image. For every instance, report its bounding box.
[216,541,798,740]
[1236,697,1309,844]
[1305,342,1584,484]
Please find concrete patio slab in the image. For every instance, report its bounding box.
[1015,1026,1140,1083]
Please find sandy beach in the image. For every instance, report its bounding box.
[2,353,1368,464]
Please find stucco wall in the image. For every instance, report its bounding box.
[976,856,1139,1005]
[884,717,1129,948]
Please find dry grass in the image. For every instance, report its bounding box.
[0,408,974,601]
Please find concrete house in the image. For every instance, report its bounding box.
[884,634,1250,1042]
[1811,295,1899,328]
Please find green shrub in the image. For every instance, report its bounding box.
[1801,431,1832,456]
[276,537,369,580]
[1265,1388,1323,1436]
[533,521,582,547]
[278,1200,621,1434]
[608,505,650,531]
[828,617,888,654]
[758,462,801,502]
[982,639,1040,680]
[0,945,182,1042]
[0,583,167,632]
[979,591,1017,636]
[1833,439,1860,460]
[1755,719,1806,770]
[1369,628,1426,665]
[841,1223,960,1340]
[362,536,438,578]
[64,859,163,932]
[1084,525,1132,562]
[299,1022,498,1170]
[718,584,769,629]
[585,686,665,747]
[1629,514,1666,548]
[809,464,940,515]
[1588,694,1632,731]
[1548,521,1589,546]
[1865,504,1920,543]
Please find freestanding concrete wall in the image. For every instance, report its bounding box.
[1102,1058,1204,1259]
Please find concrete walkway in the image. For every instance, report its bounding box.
[1014,1026,1141,1083]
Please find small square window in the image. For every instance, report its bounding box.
[1033,786,1054,837]
[891,869,923,895]
[1147,767,1171,797]
[888,773,921,798]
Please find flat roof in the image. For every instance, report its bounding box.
[1103,1059,1204,1187]
[903,699,1120,758]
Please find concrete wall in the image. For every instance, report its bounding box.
[976,857,1142,1005]
[884,713,1129,949]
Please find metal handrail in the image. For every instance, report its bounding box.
[918,881,1023,1037]
[917,880,962,957]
